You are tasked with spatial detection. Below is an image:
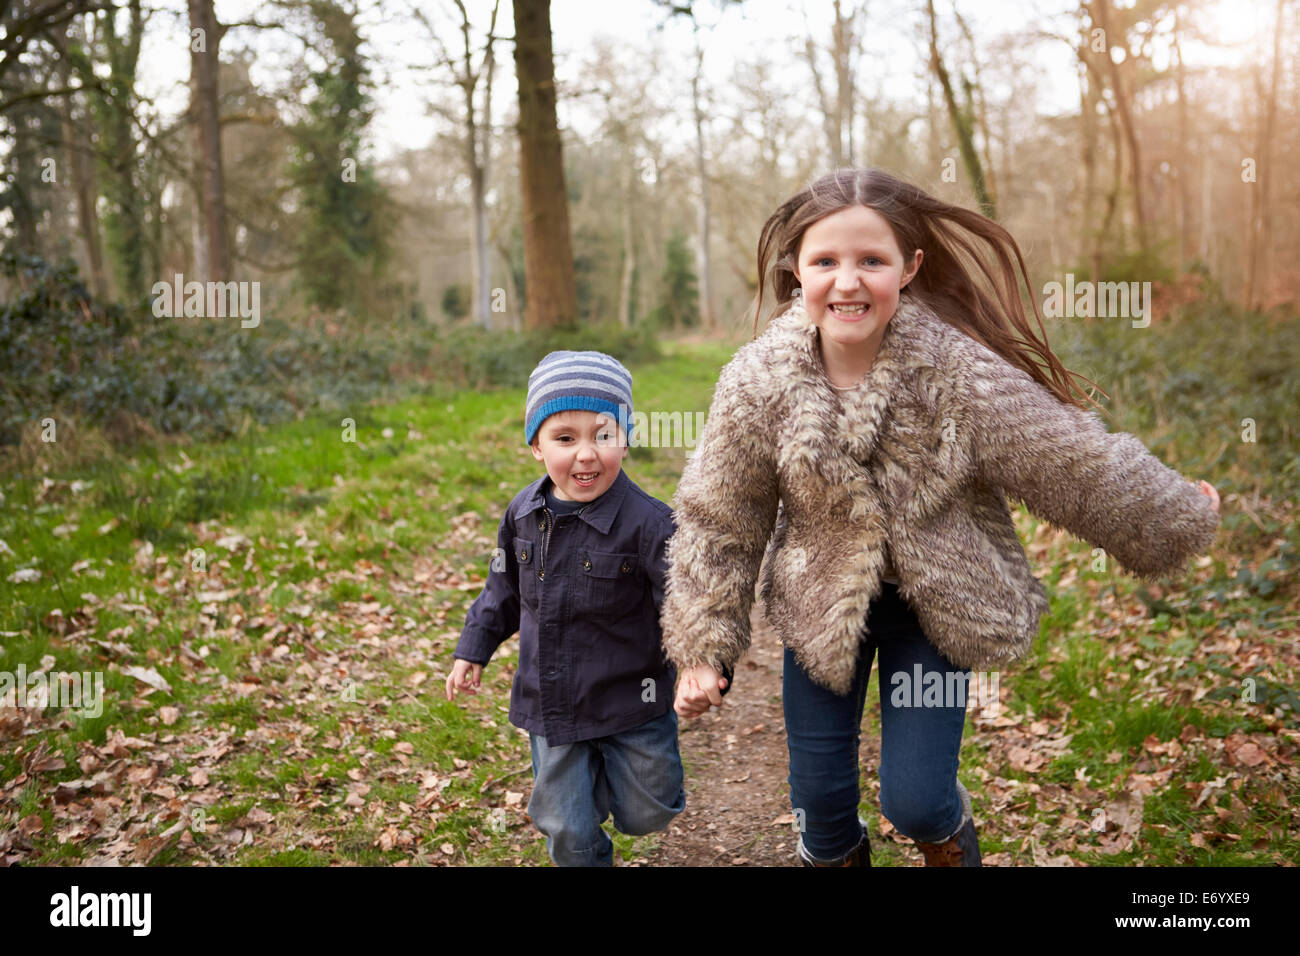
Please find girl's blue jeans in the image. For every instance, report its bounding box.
[526,709,685,866]
[783,580,971,861]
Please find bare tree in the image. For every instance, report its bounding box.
[1245,0,1285,310]
[1088,0,1147,253]
[801,0,864,167]
[188,0,228,283]
[414,0,502,329]
[925,0,994,217]
[690,26,715,329]
[52,20,108,299]
[512,0,577,328]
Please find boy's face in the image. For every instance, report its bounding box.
[530,409,628,502]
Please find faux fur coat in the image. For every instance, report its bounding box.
[660,296,1220,695]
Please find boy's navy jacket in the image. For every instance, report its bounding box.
[454,469,678,745]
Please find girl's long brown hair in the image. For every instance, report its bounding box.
[753,167,1107,415]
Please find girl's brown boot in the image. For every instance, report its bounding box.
[913,780,982,867]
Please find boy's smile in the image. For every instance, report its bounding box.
[530,409,629,502]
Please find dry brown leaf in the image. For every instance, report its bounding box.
[1106,790,1144,837]
[122,665,172,694]
[1231,742,1267,767]
[1007,746,1046,773]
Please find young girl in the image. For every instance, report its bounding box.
[658,167,1221,867]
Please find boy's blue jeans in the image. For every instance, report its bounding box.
[526,709,685,866]
[783,581,971,862]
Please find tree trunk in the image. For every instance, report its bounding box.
[1091,0,1146,253]
[1245,0,1284,310]
[1078,52,1098,280]
[925,0,994,218]
[691,34,714,330]
[952,4,996,210]
[495,238,523,331]
[464,0,499,329]
[469,156,491,327]
[802,1,859,168]
[832,0,854,166]
[512,0,577,328]
[619,148,635,329]
[1172,10,1192,267]
[56,28,108,300]
[188,0,228,282]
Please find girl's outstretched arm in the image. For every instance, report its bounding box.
[660,350,781,679]
[955,341,1221,581]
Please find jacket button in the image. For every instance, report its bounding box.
[538,570,544,580]
[519,550,528,562]
[621,562,631,574]
[582,558,592,571]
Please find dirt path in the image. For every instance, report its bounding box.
[642,605,890,867]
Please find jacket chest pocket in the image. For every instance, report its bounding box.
[513,536,539,607]
[578,548,639,619]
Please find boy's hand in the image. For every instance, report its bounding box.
[445,659,483,700]
[674,664,728,718]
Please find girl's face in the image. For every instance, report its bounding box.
[792,204,922,357]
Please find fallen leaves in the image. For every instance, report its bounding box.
[121,666,172,695]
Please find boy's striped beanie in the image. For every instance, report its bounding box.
[524,351,635,446]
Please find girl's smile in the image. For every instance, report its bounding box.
[793,205,922,381]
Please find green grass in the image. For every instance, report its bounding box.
[2,304,1297,866]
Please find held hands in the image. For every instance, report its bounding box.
[1197,480,1220,513]
[445,658,483,700]
[674,664,729,718]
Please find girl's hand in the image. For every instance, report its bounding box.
[445,659,483,700]
[674,664,728,718]
[1197,480,1220,514]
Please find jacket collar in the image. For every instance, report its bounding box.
[516,467,630,535]
[764,294,937,476]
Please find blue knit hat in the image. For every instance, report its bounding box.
[524,350,635,446]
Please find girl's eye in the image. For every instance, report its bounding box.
[864,256,882,266]
[814,257,834,267]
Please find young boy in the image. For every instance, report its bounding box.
[445,350,722,866]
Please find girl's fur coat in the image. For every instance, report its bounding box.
[661,297,1220,695]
